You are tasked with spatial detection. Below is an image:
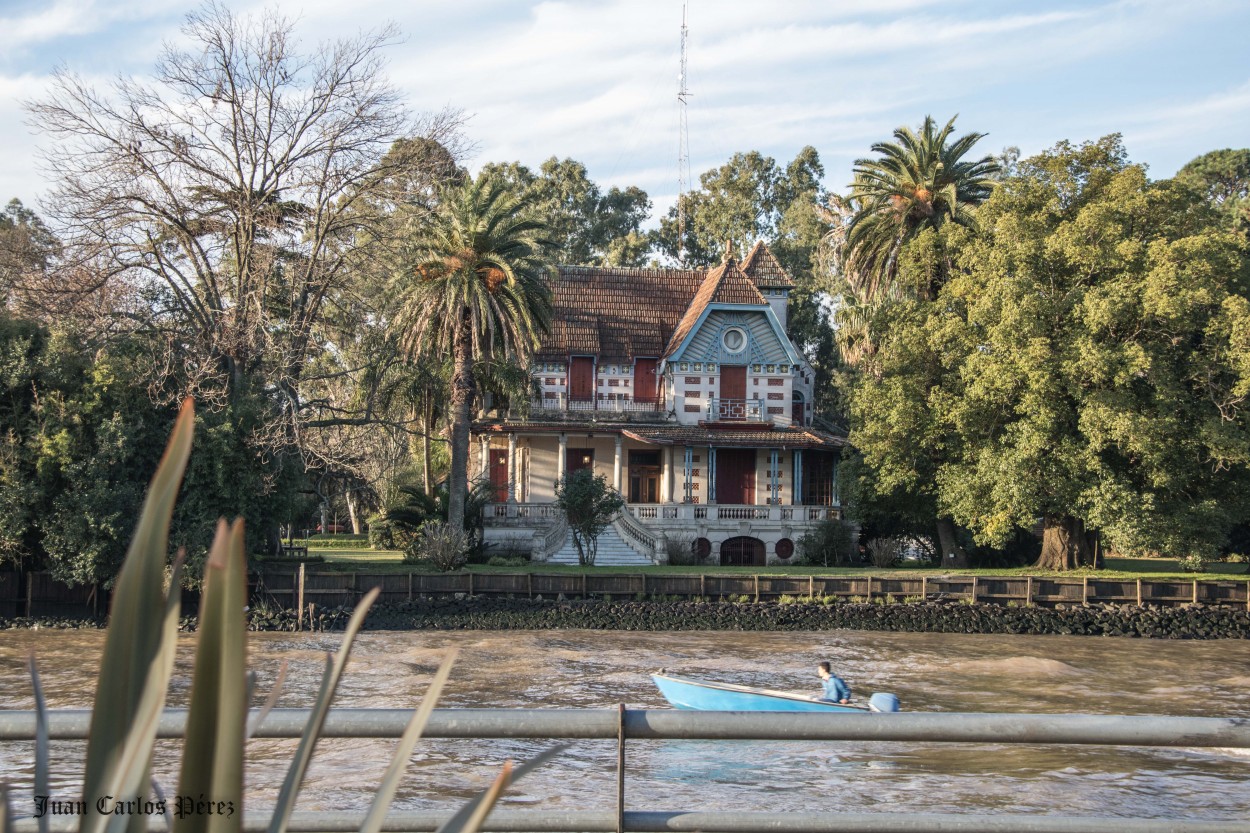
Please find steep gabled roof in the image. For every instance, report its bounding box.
[537,265,706,360]
[536,243,790,362]
[663,257,767,357]
[741,240,795,289]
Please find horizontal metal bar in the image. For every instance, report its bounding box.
[0,709,1247,748]
[9,811,1246,833]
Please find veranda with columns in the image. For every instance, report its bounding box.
[474,423,840,566]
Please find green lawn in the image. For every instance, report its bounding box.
[289,549,1249,581]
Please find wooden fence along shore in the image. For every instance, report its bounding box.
[4,568,1250,620]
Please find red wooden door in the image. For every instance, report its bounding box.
[634,358,658,404]
[569,357,595,402]
[489,450,509,502]
[715,448,756,505]
[719,365,746,420]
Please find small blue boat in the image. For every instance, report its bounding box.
[652,672,900,713]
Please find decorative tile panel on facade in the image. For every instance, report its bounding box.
[474,242,844,566]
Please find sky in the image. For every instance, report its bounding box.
[2,0,1248,224]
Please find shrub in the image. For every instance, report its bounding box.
[665,531,704,565]
[486,555,528,567]
[867,537,902,568]
[902,595,924,604]
[777,594,798,605]
[367,514,397,549]
[406,522,469,571]
[1177,554,1207,573]
[797,517,857,566]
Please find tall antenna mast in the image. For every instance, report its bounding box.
[677,1,691,264]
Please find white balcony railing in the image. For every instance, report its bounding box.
[529,393,664,414]
[622,504,835,523]
[706,397,764,422]
[485,503,836,527]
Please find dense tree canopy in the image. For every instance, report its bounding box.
[481,158,651,266]
[847,136,1250,569]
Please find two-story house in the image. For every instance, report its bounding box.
[473,242,844,566]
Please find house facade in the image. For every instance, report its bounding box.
[473,242,844,566]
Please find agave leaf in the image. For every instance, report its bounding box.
[266,587,381,833]
[1,782,12,833]
[80,399,194,833]
[246,661,289,741]
[150,778,172,830]
[358,649,459,833]
[28,655,49,833]
[433,745,567,833]
[82,553,184,833]
[174,519,248,833]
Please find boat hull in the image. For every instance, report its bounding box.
[652,674,871,713]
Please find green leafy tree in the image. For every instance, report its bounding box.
[393,173,553,533]
[932,136,1250,568]
[1175,148,1250,232]
[481,157,651,266]
[0,199,60,312]
[554,468,625,567]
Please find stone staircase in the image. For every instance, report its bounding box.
[546,522,654,566]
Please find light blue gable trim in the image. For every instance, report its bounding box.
[665,302,802,367]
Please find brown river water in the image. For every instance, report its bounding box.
[1,629,1248,821]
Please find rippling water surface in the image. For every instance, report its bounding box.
[2,629,1248,820]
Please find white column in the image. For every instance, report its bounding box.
[614,435,623,493]
[507,433,518,503]
[479,436,489,481]
[557,432,567,484]
[661,447,672,503]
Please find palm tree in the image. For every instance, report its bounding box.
[393,173,553,532]
[844,115,998,303]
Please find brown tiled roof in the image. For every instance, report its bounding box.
[537,246,789,362]
[476,420,845,449]
[536,265,707,361]
[622,425,845,450]
[662,257,767,357]
[741,241,795,289]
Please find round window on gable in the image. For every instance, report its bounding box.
[722,327,747,354]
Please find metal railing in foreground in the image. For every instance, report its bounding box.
[4,708,1248,833]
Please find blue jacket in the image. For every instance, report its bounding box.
[821,674,851,702]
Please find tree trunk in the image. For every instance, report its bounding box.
[423,395,433,496]
[1035,514,1097,570]
[446,319,474,534]
[935,517,967,568]
[345,489,361,534]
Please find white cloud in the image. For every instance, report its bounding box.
[0,0,1246,216]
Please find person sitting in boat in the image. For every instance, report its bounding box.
[817,661,851,704]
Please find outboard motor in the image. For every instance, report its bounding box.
[868,692,900,713]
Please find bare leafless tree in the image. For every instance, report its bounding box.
[26,1,465,483]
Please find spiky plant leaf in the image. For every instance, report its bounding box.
[1,782,12,833]
[433,745,566,833]
[28,656,49,833]
[80,399,193,833]
[265,588,381,833]
[81,553,184,833]
[246,661,288,741]
[174,519,248,833]
[358,649,459,833]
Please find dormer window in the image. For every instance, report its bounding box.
[722,327,747,354]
